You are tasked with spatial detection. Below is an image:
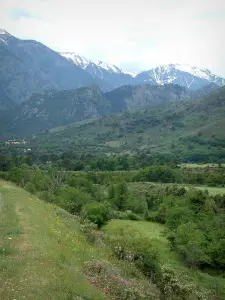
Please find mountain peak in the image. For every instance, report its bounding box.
[0,29,11,35]
[60,52,91,69]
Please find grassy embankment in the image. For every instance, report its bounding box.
[0,180,108,300]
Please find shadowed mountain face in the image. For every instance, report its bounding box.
[0,30,96,104]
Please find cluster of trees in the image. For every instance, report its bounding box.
[143,185,225,270]
[134,165,225,186]
[1,165,135,228]
[1,150,225,187]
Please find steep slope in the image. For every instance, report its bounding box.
[105,84,191,113]
[29,86,225,157]
[0,84,15,110]
[135,64,225,90]
[61,52,134,90]
[3,85,110,136]
[0,30,95,104]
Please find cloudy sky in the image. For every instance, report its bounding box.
[1,0,225,76]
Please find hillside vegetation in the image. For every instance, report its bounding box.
[26,86,225,163]
[1,164,225,299]
[1,83,201,137]
[0,180,162,300]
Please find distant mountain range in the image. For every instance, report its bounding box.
[60,52,225,91]
[0,29,224,107]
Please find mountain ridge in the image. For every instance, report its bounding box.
[60,51,225,90]
[1,29,224,107]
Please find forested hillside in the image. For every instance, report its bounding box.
[24,86,225,163]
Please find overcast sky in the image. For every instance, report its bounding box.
[1,0,225,76]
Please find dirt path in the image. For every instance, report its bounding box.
[0,192,2,211]
[14,206,30,255]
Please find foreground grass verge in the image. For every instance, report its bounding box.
[0,180,108,300]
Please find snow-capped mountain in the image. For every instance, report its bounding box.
[60,52,122,74]
[60,52,134,89]
[60,52,123,75]
[1,29,225,107]
[61,52,225,91]
[135,64,225,91]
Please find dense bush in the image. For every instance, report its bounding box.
[134,165,178,183]
[82,201,112,228]
[55,186,93,214]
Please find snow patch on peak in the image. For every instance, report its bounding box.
[95,60,122,73]
[60,52,125,74]
[0,29,10,35]
[124,71,138,77]
[174,64,211,80]
[60,52,91,69]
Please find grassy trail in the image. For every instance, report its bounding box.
[0,180,108,300]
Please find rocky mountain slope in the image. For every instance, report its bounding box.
[0,30,96,104]
[2,85,110,136]
[135,64,225,90]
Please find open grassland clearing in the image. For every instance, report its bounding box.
[128,181,225,196]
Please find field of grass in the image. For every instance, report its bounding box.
[128,181,225,196]
[179,163,225,169]
[0,180,108,300]
[193,185,225,195]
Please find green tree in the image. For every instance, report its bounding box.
[82,201,111,228]
[115,181,128,210]
[175,222,210,267]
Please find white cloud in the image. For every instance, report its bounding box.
[0,0,225,76]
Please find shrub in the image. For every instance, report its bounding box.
[158,266,212,300]
[108,227,160,279]
[83,260,160,300]
[82,201,112,228]
[55,186,93,214]
[0,171,8,180]
[119,212,143,221]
